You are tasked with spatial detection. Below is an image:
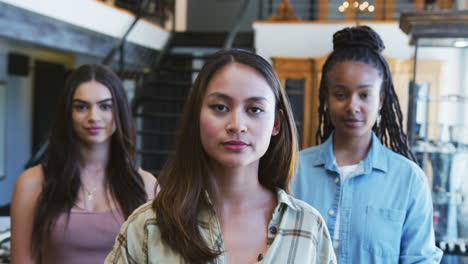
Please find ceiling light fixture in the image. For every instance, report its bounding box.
[338,0,374,13]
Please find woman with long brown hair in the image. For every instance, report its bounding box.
[11,64,156,264]
[106,49,336,263]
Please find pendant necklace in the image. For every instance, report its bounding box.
[84,185,99,201]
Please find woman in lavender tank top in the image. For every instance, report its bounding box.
[10,64,156,264]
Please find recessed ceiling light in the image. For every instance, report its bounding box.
[453,40,468,48]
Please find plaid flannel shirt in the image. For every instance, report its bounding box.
[105,188,336,264]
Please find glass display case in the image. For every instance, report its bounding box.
[400,11,468,261]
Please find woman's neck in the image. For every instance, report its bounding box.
[333,131,372,166]
[210,162,274,213]
[78,142,110,175]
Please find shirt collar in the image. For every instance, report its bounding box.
[310,132,388,174]
[276,188,299,211]
[200,188,301,223]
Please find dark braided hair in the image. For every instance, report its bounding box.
[317,25,416,162]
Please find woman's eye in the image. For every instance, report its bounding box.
[334,93,346,100]
[73,104,88,111]
[249,107,264,114]
[100,104,113,111]
[210,104,228,112]
[360,93,369,99]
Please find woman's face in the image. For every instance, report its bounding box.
[71,81,116,146]
[326,61,383,141]
[199,62,280,169]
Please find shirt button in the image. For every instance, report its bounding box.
[257,253,264,261]
[335,177,339,183]
[269,226,277,234]
[329,209,335,215]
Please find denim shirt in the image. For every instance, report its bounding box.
[292,133,443,264]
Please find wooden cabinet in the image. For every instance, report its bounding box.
[271,56,325,149]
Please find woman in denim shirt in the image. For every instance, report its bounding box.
[292,26,443,263]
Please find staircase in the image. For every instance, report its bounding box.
[133,31,254,176]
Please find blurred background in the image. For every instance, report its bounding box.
[0,0,467,262]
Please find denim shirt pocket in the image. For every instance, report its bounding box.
[364,205,405,257]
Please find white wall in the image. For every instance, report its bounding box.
[253,21,413,62]
[0,38,75,205]
[0,0,170,51]
[175,0,187,32]
[0,82,6,181]
[418,47,468,144]
[462,50,468,145]
[418,48,461,125]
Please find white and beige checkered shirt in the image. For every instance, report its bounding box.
[105,188,337,264]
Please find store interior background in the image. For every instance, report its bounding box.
[0,0,467,262]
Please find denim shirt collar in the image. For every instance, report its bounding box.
[311,132,388,175]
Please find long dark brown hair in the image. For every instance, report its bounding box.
[31,64,147,259]
[317,26,416,161]
[153,49,298,263]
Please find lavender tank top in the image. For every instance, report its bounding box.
[43,208,124,264]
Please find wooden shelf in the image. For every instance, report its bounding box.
[400,10,468,42]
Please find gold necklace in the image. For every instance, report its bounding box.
[84,185,99,201]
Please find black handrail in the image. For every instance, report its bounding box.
[102,0,154,66]
[151,0,177,71]
[224,0,252,50]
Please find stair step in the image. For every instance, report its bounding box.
[138,149,172,156]
[137,130,177,136]
[134,112,181,119]
[149,79,192,87]
[164,53,210,60]
[134,95,186,102]
[172,31,254,48]
[159,67,201,73]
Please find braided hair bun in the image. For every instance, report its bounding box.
[332,26,385,53]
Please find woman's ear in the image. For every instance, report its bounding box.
[272,109,282,136]
[379,94,385,110]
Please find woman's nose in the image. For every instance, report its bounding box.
[225,111,247,133]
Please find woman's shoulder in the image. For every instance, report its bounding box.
[376,147,430,191]
[15,164,45,193]
[382,148,424,175]
[12,165,45,211]
[138,168,158,200]
[121,200,157,230]
[298,144,327,165]
[105,200,159,263]
[299,144,324,156]
[128,200,155,220]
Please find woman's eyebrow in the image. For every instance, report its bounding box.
[245,97,269,103]
[332,84,373,90]
[206,92,231,101]
[206,93,269,103]
[72,98,89,104]
[72,98,112,104]
[97,98,112,104]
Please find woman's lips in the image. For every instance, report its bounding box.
[344,119,362,127]
[223,140,248,150]
[86,127,103,135]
